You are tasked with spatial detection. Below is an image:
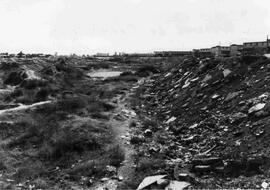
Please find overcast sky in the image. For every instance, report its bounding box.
[0,0,270,55]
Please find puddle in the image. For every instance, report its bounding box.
[88,70,122,78]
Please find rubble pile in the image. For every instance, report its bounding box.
[134,56,270,188]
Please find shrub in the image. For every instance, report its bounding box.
[35,88,50,102]
[107,145,125,167]
[50,126,100,159]
[136,65,159,77]
[20,79,47,90]
[4,71,27,86]
[136,157,165,172]
[56,97,87,112]
[0,62,19,70]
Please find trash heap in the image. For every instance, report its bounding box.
[134,56,270,189]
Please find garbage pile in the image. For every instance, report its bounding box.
[134,56,270,189]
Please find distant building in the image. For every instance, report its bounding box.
[230,44,243,56]
[154,51,192,57]
[243,40,270,55]
[124,53,154,57]
[211,46,230,57]
[94,53,110,57]
[193,48,212,57]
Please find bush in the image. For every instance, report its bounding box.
[136,65,159,77]
[0,62,19,70]
[35,88,50,102]
[87,101,115,112]
[107,145,125,167]
[49,125,101,159]
[67,145,124,178]
[136,157,165,172]
[56,97,87,112]
[4,71,27,86]
[20,79,47,90]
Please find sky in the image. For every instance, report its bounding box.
[0,0,270,55]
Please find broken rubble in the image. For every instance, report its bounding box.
[164,181,190,190]
[248,103,266,114]
[137,175,167,190]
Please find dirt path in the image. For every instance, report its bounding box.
[93,85,139,190]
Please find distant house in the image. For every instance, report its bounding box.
[211,46,230,57]
[123,53,154,57]
[193,48,212,57]
[230,44,243,56]
[243,40,270,55]
[154,51,192,57]
[94,53,110,57]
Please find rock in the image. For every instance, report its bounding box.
[211,94,220,99]
[177,173,195,183]
[202,74,212,83]
[166,117,177,124]
[248,103,266,114]
[144,129,152,137]
[130,135,145,144]
[165,73,172,78]
[261,182,269,189]
[118,175,124,181]
[189,123,198,129]
[223,69,232,77]
[106,165,117,174]
[182,82,190,89]
[156,178,170,187]
[101,177,110,182]
[230,112,247,124]
[165,181,190,190]
[137,175,167,190]
[225,91,243,102]
[190,77,199,82]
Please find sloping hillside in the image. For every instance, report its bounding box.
[131,55,270,189]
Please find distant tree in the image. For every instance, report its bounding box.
[17,51,24,58]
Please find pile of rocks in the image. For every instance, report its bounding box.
[134,55,270,188]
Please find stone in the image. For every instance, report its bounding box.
[118,176,124,181]
[211,94,220,99]
[189,123,198,129]
[223,69,232,78]
[106,165,117,173]
[248,103,266,114]
[177,173,195,183]
[166,117,177,124]
[202,74,212,83]
[182,82,190,89]
[225,91,243,101]
[230,112,247,124]
[156,178,170,187]
[101,177,110,182]
[165,181,190,190]
[144,129,152,137]
[261,182,269,189]
[137,175,167,190]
